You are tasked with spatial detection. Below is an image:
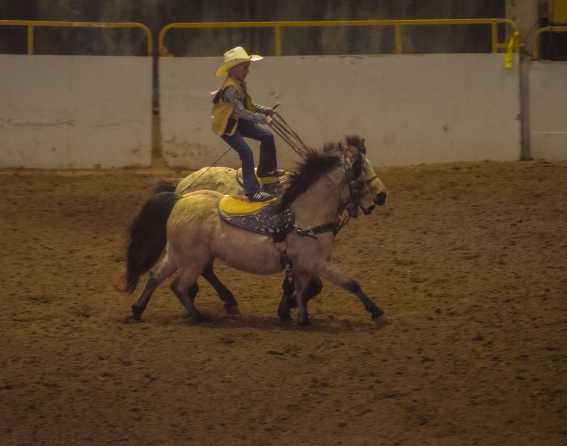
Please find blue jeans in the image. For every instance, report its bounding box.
[222,119,277,195]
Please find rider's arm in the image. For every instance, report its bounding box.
[224,87,267,124]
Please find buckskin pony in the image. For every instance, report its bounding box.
[125,136,386,325]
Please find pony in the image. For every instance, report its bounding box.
[125,136,386,325]
[148,136,387,318]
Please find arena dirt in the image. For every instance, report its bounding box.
[1,160,566,445]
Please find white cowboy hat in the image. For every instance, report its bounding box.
[215,46,263,77]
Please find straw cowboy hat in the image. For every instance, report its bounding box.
[215,46,263,77]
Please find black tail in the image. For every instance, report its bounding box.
[153,181,176,194]
[126,191,177,293]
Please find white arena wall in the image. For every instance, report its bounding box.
[0,55,152,168]
[160,54,521,168]
[529,62,567,160]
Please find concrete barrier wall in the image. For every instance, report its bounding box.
[160,54,520,168]
[0,55,152,168]
[530,62,567,160]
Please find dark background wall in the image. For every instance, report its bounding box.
[1,1,506,56]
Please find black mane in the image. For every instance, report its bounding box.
[278,148,342,209]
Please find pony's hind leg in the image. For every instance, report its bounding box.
[202,262,240,315]
[319,262,384,321]
[171,278,201,313]
[130,272,159,321]
[171,266,208,323]
[130,253,177,321]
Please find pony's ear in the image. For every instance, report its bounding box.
[342,139,361,163]
[345,135,367,155]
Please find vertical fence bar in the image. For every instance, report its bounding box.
[27,25,34,55]
[533,29,541,59]
[394,24,402,54]
[491,23,498,53]
[274,25,282,56]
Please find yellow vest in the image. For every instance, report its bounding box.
[211,77,255,136]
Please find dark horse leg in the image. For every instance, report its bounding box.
[277,271,323,322]
[171,276,208,323]
[292,272,317,325]
[172,278,199,306]
[130,272,159,321]
[181,262,240,315]
[129,253,178,322]
[201,262,240,315]
[319,262,384,321]
[131,269,212,322]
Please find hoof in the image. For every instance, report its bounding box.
[370,306,385,320]
[373,315,390,329]
[278,304,292,321]
[190,312,210,323]
[131,304,145,320]
[125,314,143,324]
[297,316,311,326]
[224,304,240,316]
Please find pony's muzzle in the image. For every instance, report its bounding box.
[374,191,388,206]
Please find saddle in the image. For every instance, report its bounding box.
[219,195,294,241]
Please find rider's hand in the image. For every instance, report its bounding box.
[265,103,279,117]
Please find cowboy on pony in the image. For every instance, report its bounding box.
[211,46,285,202]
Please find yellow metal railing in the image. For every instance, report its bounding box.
[159,18,519,56]
[0,20,153,56]
[533,26,567,59]
[504,31,520,69]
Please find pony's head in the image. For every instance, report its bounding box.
[325,135,387,216]
[278,136,387,216]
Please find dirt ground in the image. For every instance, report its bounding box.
[1,160,566,446]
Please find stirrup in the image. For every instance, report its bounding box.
[247,191,275,202]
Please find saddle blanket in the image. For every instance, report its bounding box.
[219,195,294,240]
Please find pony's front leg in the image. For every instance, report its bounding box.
[293,272,316,326]
[319,262,384,321]
[278,273,323,321]
[277,270,295,321]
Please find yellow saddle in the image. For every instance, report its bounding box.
[219,194,277,216]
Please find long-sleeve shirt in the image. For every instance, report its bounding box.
[223,86,268,124]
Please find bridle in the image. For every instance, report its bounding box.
[278,141,379,277]
[292,145,368,239]
[341,142,369,217]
